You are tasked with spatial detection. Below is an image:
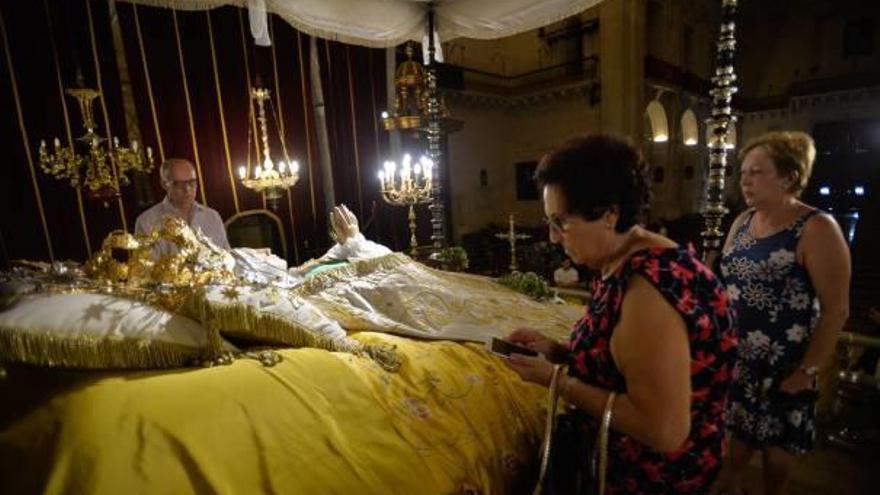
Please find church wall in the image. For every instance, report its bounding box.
[736,0,880,98]
[442,9,601,79]
[741,89,880,142]
[728,1,880,204]
[446,93,600,239]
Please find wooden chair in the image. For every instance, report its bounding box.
[224,209,287,260]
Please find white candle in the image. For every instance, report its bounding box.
[291,160,299,173]
[239,166,246,179]
[278,161,286,174]
[54,138,60,148]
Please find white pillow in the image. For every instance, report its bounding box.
[0,293,216,369]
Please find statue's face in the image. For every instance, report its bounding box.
[164,161,198,209]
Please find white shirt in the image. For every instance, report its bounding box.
[134,196,230,250]
[553,267,579,286]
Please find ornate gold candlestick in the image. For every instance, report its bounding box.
[495,214,531,272]
[378,154,433,255]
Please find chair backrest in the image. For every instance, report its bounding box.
[224,209,287,260]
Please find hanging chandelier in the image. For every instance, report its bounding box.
[238,87,300,209]
[38,88,154,205]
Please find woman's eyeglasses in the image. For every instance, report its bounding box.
[544,213,570,233]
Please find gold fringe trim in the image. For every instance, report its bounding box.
[0,327,205,369]
[192,291,401,371]
[294,253,412,296]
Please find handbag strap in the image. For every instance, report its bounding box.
[533,363,565,495]
[597,391,617,495]
[534,368,617,495]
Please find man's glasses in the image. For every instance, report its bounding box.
[167,179,198,190]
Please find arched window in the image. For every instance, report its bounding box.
[645,100,669,143]
[681,109,699,146]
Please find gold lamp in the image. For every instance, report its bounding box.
[381,42,447,131]
[378,153,433,255]
[238,87,300,209]
[38,87,154,205]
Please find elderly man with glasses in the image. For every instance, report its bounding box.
[134,158,230,250]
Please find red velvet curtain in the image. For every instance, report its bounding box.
[0,0,131,262]
[317,39,417,252]
[0,1,396,265]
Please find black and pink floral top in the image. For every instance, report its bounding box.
[568,246,737,494]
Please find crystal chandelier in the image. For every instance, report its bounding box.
[378,153,433,255]
[238,87,300,209]
[38,88,154,205]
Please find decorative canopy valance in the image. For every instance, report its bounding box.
[120,0,605,48]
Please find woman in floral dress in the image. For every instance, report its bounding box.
[503,134,738,494]
[715,131,851,495]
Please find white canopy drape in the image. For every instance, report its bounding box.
[120,0,604,48]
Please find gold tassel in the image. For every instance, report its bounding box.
[190,290,402,372]
[0,327,204,369]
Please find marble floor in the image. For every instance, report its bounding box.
[736,441,878,495]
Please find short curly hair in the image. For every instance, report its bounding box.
[534,133,650,232]
[738,131,816,194]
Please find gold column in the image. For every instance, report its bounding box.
[107,0,152,210]
[171,9,207,205]
[0,7,55,261]
[132,4,165,162]
[599,0,646,139]
[237,9,266,210]
[296,31,318,233]
[268,17,300,263]
[206,10,240,213]
[45,0,91,257]
[368,49,382,187]
[345,46,364,215]
[85,0,128,230]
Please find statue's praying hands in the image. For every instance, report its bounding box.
[329,204,359,243]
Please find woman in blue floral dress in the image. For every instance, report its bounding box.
[715,132,851,495]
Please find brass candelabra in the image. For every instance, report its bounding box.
[238,87,300,209]
[378,154,433,255]
[38,88,154,205]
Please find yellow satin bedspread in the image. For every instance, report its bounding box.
[1,332,553,494]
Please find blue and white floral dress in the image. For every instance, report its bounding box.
[719,209,820,455]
